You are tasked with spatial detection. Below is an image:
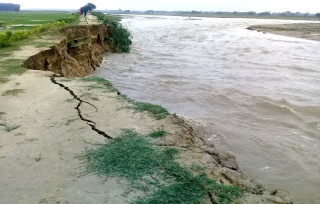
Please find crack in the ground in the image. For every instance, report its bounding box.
[50,75,113,139]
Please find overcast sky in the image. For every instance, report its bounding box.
[9,0,320,13]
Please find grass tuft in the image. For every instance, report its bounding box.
[0,59,26,83]
[2,88,24,96]
[85,130,240,203]
[86,129,160,181]
[148,129,167,138]
[133,102,169,120]
[119,94,169,120]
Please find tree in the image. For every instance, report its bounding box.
[87,3,96,10]
[80,3,96,13]
[0,3,20,12]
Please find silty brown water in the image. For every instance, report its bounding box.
[95,15,320,203]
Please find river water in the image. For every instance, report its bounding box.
[95,15,320,203]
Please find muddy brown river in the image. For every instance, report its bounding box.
[95,15,320,203]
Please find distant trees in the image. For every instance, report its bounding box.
[258,11,271,16]
[105,9,320,18]
[0,3,20,12]
[145,10,155,15]
[80,3,96,13]
[87,3,96,10]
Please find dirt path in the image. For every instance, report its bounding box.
[79,13,99,25]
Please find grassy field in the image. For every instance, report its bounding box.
[0,11,73,26]
[0,11,79,34]
[0,11,79,46]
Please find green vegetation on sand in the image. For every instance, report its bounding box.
[0,59,25,84]
[148,129,167,138]
[132,102,169,120]
[86,130,240,203]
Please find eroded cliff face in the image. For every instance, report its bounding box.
[24,24,112,78]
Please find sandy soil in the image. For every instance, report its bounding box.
[0,71,290,203]
[79,13,99,25]
[0,70,189,203]
[248,23,320,41]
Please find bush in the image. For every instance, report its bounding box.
[0,31,28,47]
[92,12,132,53]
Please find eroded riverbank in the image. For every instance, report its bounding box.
[96,15,320,203]
[0,14,295,203]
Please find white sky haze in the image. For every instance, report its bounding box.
[8,0,320,13]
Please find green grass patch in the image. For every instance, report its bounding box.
[86,130,240,203]
[2,88,24,96]
[119,94,169,120]
[0,11,75,26]
[0,59,25,83]
[148,129,167,138]
[132,102,169,120]
[92,12,132,53]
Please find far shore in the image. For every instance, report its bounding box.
[247,23,320,41]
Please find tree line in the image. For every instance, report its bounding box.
[106,9,320,17]
[80,3,96,14]
[0,3,20,12]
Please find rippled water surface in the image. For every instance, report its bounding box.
[96,15,320,203]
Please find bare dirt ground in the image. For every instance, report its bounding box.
[79,13,99,25]
[248,23,320,41]
[0,71,190,203]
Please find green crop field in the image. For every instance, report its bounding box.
[0,11,73,26]
[0,11,78,48]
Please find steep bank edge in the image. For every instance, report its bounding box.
[24,24,112,78]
